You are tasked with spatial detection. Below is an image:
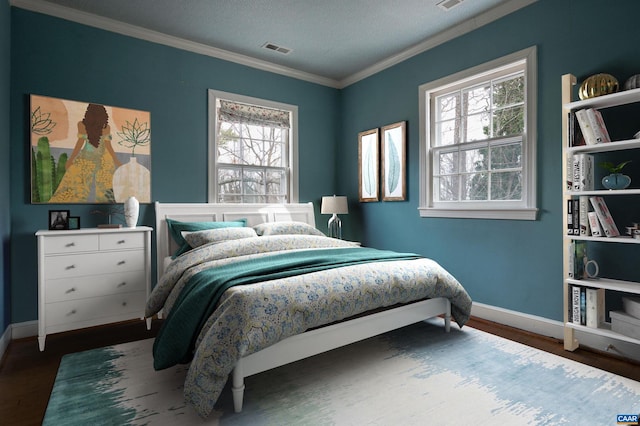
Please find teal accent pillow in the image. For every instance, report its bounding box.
[166,218,247,258]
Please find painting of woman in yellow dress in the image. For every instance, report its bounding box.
[30,95,151,204]
[49,103,122,203]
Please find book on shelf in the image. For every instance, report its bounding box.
[568,240,587,279]
[566,199,575,235]
[97,223,123,229]
[587,211,602,237]
[589,196,620,237]
[566,153,573,190]
[587,108,611,144]
[566,196,592,236]
[575,109,597,145]
[569,285,603,328]
[572,199,580,236]
[570,285,587,325]
[568,111,586,147]
[574,108,611,145]
[571,285,582,324]
[622,296,640,319]
[572,153,594,191]
[610,310,640,340]
[585,287,605,328]
[579,196,591,236]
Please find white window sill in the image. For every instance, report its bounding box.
[418,207,538,221]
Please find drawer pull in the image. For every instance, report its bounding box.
[67,309,77,316]
[117,240,126,244]
[122,301,127,307]
[117,260,126,266]
[65,242,76,248]
[65,287,76,294]
[65,265,76,270]
[117,282,127,288]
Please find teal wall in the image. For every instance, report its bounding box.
[1,0,10,334]
[7,0,640,326]
[338,0,640,320]
[9,8,340,323]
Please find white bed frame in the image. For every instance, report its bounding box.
[154,202,451,413]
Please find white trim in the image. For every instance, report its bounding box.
[207,89,299,204]
[11,0,537,89]
[472,302,640,362]
[10,0,339,88]
[418,46,537,220]
[471,302,563,339]
[338,0,538,88]
[419,207,538,220]
[0,325,10,362]
[9,320,38,339]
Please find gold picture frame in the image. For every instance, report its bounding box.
[381,121,406,201]
[358,128,379,202]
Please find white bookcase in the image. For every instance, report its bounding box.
[36,226,152,351]
[562,74,640,351]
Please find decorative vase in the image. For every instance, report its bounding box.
[112,157,151,203]
[124,196,139,227]
[602,173,631,190]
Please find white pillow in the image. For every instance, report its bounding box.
[253,221,325,237]
[183,227,258,248]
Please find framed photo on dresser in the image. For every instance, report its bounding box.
[48,210,70,230]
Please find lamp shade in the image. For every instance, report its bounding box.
[321,196,348,215]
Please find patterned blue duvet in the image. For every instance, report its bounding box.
[145,234,472,418]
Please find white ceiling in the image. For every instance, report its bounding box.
[12,0,536,88]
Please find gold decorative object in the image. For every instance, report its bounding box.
[578,73,619,99]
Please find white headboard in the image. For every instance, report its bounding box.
[154,202,316,283]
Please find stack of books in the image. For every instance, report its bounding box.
[566,195,619,237]
[610,296,640,340]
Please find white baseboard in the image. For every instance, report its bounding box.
[472,302,640,362]
[2,305,639,363]
[10,320,38,339]
[471,302,564,339]
[0,320,38,362]
[0,325,10,362]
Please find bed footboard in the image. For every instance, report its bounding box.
[231,297,451,413]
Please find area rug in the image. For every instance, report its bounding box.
[44,319,640,425]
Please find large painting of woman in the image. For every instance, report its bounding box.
[30,95,151,204]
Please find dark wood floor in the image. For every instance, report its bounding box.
[1,317,639,426]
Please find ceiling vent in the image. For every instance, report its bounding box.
[262,42,292,55]
[437,0,464,11]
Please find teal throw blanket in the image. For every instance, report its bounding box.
[153,247,421,370]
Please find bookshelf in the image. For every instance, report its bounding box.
[562,74,640,351]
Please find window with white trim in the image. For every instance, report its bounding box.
[419,47,537,220]
[208,90,298,203]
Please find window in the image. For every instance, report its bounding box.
[419,47,537,220]
[208,90,298,203]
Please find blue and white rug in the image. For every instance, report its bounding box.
[44,320,640,425]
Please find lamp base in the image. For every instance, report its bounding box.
[327,214,342,239]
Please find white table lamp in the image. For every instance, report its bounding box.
[321,195,348,239]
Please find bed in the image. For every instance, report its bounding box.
[146,202,472,418]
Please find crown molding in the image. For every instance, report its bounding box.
[11,0,537,90]
[10,0,342,88]
[338,0,537,88]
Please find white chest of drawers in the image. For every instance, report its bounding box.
[36,226,152,351]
